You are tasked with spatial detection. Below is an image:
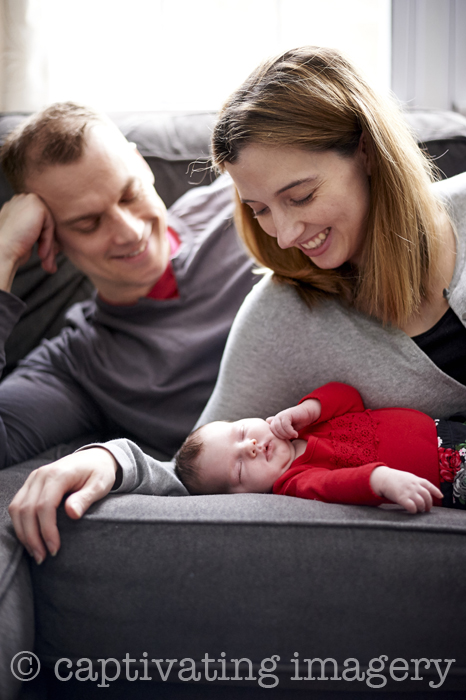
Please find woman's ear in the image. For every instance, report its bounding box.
[358,132,372,176]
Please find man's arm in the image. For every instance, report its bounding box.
[0,195,106,466]
[9,439,188,563]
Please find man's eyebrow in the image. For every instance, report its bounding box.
[240,177,317,204]
[61,177,139,226]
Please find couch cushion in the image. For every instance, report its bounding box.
[0,463,39,700]
[31,493,466,692]
[404,109,466,179]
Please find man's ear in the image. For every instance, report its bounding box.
[358,131,372,176]
[129,142,155,184]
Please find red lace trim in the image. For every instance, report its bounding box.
[329,411,379,468]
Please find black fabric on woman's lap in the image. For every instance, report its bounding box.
[436,418,466,509]
[412,307,466,387]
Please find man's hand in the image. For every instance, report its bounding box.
[9,448,119,564]
[267,398,322,440]
[370,466,443,513]
[0,193,57,292]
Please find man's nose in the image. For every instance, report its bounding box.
[274,212,305,250]
[112,206,145,244]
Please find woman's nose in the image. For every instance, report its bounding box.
[274,213,305,250]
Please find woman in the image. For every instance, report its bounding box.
[198,45,466,425]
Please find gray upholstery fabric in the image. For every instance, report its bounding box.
[0,465,38,700]
[30,494,466,692]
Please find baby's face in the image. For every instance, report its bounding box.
[198,418,298,494]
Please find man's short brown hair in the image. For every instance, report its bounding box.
[0,101,111,192]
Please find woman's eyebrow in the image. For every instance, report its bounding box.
[275,177,317,196]
[240,177,317,204]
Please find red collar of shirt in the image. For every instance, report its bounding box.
[146,227,180,300]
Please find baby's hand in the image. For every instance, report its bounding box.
[370,466,443,513]
[267,399,321,440]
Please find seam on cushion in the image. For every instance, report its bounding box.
[76,515,466,536]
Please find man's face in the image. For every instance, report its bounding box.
[26,124,169,304]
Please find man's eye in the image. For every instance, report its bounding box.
[75,219,100,233]
[121,187,142,204]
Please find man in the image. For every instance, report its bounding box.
[1,103,255,558]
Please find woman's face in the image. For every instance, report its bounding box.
[225,143,371,268]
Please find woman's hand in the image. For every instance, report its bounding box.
[267,398,321,440]
[0,194,57,292]
[370,466,443,513]
[9,448,119,564]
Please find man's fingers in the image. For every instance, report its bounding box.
[37,213,58,273]
[9,462,86,560]
[64,476,108,520]
[9,472,56,563]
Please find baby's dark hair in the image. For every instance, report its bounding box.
[174,426,206,494]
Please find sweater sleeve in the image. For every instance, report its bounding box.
[298,382,366,425]
[81,439,188,496]
[274,461,386,506]
[0,291,105,469]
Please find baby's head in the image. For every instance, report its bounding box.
[175,417,298,495]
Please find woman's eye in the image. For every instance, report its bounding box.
[251,206,268,219]
[291,193,313,206]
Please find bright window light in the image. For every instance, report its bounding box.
[42,0,391,111]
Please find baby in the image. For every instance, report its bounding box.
[175,382,466,513]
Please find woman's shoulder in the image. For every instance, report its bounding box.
[433,172,466,212]
[236,272,328,326]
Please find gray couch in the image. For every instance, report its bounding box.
[1,109,466,700]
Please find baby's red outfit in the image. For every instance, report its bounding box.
[272,382,441,506]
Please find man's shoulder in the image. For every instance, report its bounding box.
[167,173,235,238]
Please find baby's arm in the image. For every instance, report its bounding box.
[267,399,321,440]
[370,466,443,513]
